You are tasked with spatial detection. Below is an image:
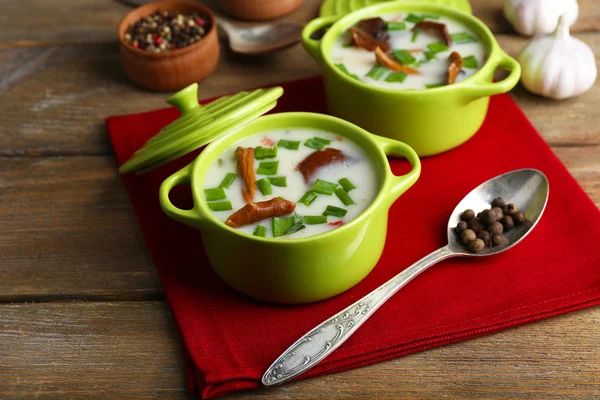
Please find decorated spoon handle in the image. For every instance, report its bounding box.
[262,246,455,386]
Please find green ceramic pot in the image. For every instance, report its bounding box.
[160,112,420,304]
[302,1,521,156]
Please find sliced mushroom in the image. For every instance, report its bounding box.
[375,47,421,74]
[412,21,452,47]
[448,51,463,84]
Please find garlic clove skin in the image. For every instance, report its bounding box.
[504,0,579,37]
[518,16,597,100]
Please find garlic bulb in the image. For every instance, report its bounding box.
[504,0,578,36]
[518,16,597,100]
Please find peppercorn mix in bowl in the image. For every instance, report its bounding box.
[117,0,219,91]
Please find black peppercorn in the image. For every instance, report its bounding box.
[456,221,468,234]
[467,218,485,234]
[469,238,485,253]
[461,209,475,222]
[491,206,504,220]
[492,234,508,247]
[487,221,504,236]
[479,209,497,226]
[503,203,519,216]
[492,197,506,208]
[477,230,491,247]
[513,212,525,225]
[500,215,515,231]
[461,229,476,244]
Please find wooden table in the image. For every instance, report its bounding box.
[1,0,599,398]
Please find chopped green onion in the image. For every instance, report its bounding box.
[451,32,478,44]
[269,176,287,187]
[256,161,279,175]
[366,64,387,80]
[304,138,326,150]
[405,13,423,23]
[204,187,226,201]
[335,63,350,74]
[313,137,331,145]
[392,49,416,66]
[311,179,338,195]
[386,21,406,31]
[298,191,318,206]
[253,225,267,237]
[338,178,356,192]
[411,30,420,43]
[257,178,272,195]
[335,188,355,206]
[208,201,232,212]
[342,42,354,48]
[425,83,446,89]
[272,216,295,237]
[278,139,300,150]
[254,145,278,160]
[420,13,440,20]
[462,55,478,69]
[334,63,360,80]
[424,51,436,60]
[285,221,306,235]
[427,41,448,54]
[218,173,236,188]
[303,215,328,225]
[323,205,347,218]
[385,72,407,83]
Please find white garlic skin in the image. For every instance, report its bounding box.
[504,0,579,36]
[518,18,597,100]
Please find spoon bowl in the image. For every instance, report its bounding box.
[448,168,549,255]
[218,19,302,54]
[263,168,549,386]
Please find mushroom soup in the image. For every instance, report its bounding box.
[202,128,379,238]
[330,13,486,90]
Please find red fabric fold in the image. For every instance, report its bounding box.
[106,76,600,399]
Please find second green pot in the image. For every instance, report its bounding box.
[302,1,521,156]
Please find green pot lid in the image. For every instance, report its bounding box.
[119,84,284,175]
[319,0,472,17]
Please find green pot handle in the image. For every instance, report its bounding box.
[159,163,205,229]
[373,135,421,205]
[301,16,339,65]
[461,50,521,100]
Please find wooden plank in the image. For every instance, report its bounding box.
[0,148,598,301]
[1,32,599,156]
[0,156,161,301]
[1,0,598,47]
[0,0,320,47]
[1,301,599,399]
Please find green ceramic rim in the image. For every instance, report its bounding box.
[188,112,419,245]
[319,0,472,17]
[311,1,500,96]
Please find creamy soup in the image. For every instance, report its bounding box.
[203,129,379,239]
[330,13,486,90]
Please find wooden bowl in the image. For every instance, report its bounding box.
[218,0,304,21]
[117,0,219,92]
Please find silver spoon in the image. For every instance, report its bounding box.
[262,168,549,386]
[217,18,302,55]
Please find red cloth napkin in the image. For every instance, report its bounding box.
[106,76,600,399]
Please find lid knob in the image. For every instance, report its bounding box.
[166,83,201,115]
